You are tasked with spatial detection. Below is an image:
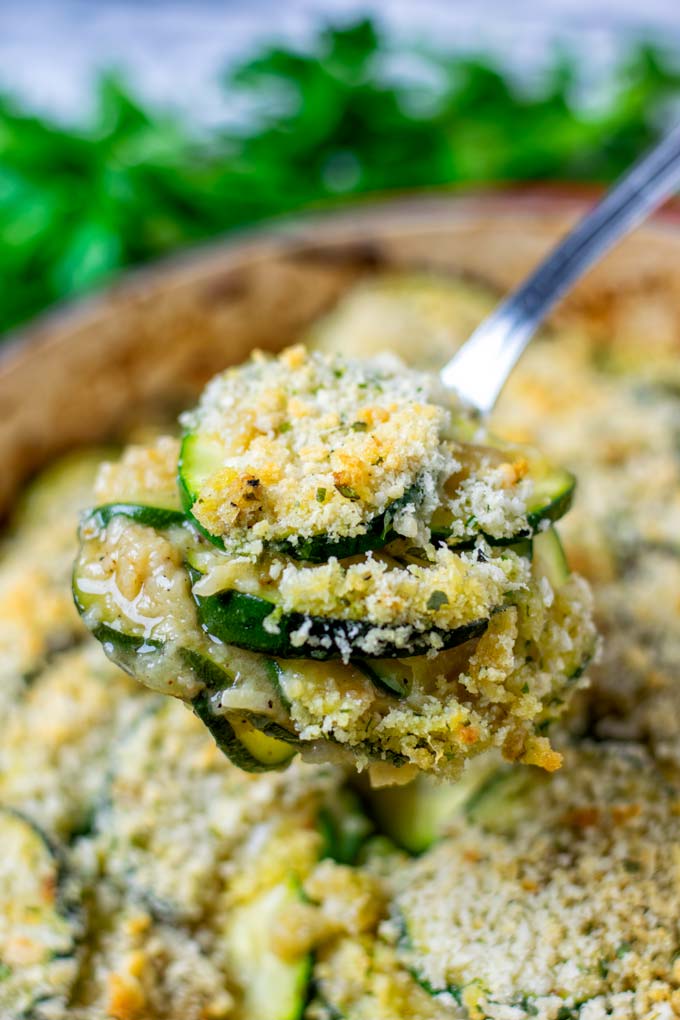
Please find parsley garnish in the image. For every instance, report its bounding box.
[427,590,449,611]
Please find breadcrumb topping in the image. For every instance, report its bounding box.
[181,345,457,548]
[391,744,680,1018]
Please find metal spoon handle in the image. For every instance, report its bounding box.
[440,123,680,415]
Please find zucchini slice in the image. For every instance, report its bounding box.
[366,756,499,854]
[354,659,413,697]
[0,808,83,1018]
[224,877,312,1020]
[532,525,570,588]
[193,694,297,773]
[318,789,374,865]
[74,522,297,773]
[85,502,186,531]
[193,582,489,661]
[526,465,576,532]
[180,429,420,560]
[464,766,540,834]
[430,446,575,546]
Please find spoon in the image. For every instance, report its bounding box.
[440,123,680,416]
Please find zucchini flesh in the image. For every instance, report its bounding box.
[193,694,297,773]
[527,466,575,531]
[532,525,570,588]
[224,877,311,1020]
[354,659,413,697]
[0,808,82,1018]
[464,766,540,834]
[366,757,499,854]
[74,525,297,772]
[318,789,374,865]
[193,582,489,660]
[231,715,298,766]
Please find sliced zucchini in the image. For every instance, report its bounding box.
[85,502,186,531]
[464,766,541,834]
[224,877,311,1020]
[274,483,419,562]
[193,693,297,773]
[430,443,575,546]
[366,756,499,854]
[533,526,596,682]
[532,525,570,588]
[354,659,413,697]
[180,430,420,560]
[0,807,83,1018]
[526,465,575,532]
[318,789,374,865]
[193,582,489,661]
[75,528,298,772]
[231,715,299,765]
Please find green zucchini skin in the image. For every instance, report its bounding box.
[74,565,297,772]
[273,511,394,563]
[193,583,489,660]
[224,877,312,1020]
[85,502,187,531]
[318,789,374,866]
[366,758,500,855]
[192,693,296,773]
[354,660,412,697]
[527,472,575,531]
[0,807,83,1018]
[431,470,575,547]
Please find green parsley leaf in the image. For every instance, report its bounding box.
[426,590,449,611]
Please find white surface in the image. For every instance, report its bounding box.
[1,0,679,127]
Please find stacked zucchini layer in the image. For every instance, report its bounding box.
[73,350,593,777]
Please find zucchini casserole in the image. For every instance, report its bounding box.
[73,345,594,780]
[1,271,679,1018]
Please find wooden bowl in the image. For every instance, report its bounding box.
[3,187,680,515]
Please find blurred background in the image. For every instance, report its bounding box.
[2,0,680,340]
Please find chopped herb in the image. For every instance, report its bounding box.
[623,858,642,873]
[616,941,632,958]
[427,590,449,611]
[0,962,11,981]
[277,421,292,434]
[336,484,360,501]
[351,420,368,432]
[316,487,327,503]
[557,1008,578,1020]
[521,683,530,693]
[598,957,610,978]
